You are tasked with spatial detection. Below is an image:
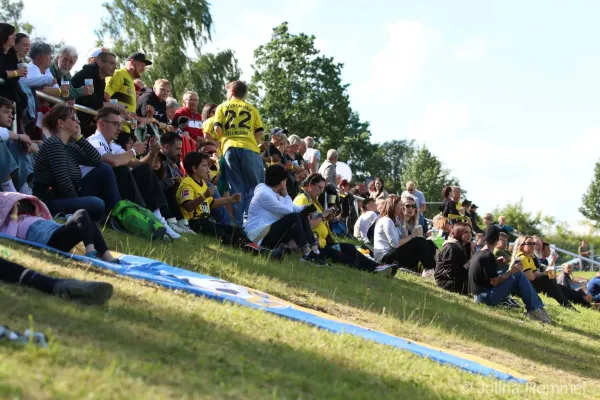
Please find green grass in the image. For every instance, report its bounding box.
[574,271,598,280]
[1,231,600,399]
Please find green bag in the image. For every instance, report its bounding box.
[109,200,168,240]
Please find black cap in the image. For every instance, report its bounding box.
[127,52,152,66]
[470,204,479,209]
[270,127,288,136]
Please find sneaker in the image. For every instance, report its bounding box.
[166,218,186,234]
[499,295,521,309]
[421,268,435,280]
[52,280,114,305]
[160,217,180,239]
[525,308,552,324]
[374,263,395,278]
[176,219,197,235]
[270,243,287,262]
[301,252,326,266]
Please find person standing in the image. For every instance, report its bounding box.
[207,81,265,227]
[578,240,591,271]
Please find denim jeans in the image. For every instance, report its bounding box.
[0,141,18,181]
[79,163,121,211]
[475,271,544,312]
[7,140,33,190]
[223,147,264,227]
[208,182,231,225]
[46,196,106,222]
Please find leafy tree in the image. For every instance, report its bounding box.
[579,159,600,227]
[174,50,241,105]
[401,146,461,217]
[97,0,228,99]
[249,22,352,149]
[365,140,416,194]
[336,112,379,180]
[0,0,33,34]
[493,200,555,237]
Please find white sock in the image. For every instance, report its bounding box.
[153,209,162,219]
[166,217,177,225]
[1,179,16,192]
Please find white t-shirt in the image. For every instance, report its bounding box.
[22,62,58,88]
[80,131,126,177]
[401,189,426,210]
[373,216,404,262]
[354,211,379,243]
[303,148,321,171]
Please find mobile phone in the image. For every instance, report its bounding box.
[263,132,270,142]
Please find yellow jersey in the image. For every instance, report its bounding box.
[176,176,213,220]
[293,191,330,248]
[104,68,136,133]
[202,116,215,138]
[513,251,537,272]
[213,98,264,154]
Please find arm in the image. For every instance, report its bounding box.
[213,105,224,138]
[212,195,239,209]
[253,110,264,144]
[102,152,136,168]
[104,73,121,100]
[66,86,84,100]
[21,74,54,89]
[72,136,103,166]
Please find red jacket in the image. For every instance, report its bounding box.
[172,106,203,140]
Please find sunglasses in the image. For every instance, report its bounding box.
[205,150,216,155]
[403,204,417,209]
[523,242,536,246]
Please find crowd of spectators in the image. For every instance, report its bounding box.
[0,22,598,319]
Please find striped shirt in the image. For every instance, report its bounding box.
[33,135,102,199]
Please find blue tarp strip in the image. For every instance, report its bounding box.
[0,233,528,383]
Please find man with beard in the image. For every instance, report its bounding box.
[50,45,95,101]
[105,52,152,134]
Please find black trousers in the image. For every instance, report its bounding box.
[558,284,591,308]
[261,212,316,250]
[163,185,184,220]
[321,243,379,272]
[532,275,572,307]
[189,218,250,247]
[113,164,167,212]
[47,209,109,255]
[381,237,437,271]
[0,257,58,294]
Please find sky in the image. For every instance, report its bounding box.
[21,0,600,229]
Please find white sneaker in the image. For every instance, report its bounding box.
[374,264,395,278]
[177,219,197,235]
[160,217,180,239]
[166,218,186,234]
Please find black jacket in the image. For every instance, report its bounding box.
[137,90,167,123]
[71,63,107,126]
[434,239,471,295]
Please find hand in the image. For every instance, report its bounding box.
[133,141,147,155]
[17,133,32,146]
[51,79,58,87]
[158,122,168,130]
[67,100,75,107]
[259,141,268,152]
[509,262,523,275]
[496,256,506,264]
[145,105,155,118]
[149,138,161,155]
[205,186,215,198]
[551,252,559,261]
[82,85,95,96]
[167,125,177,132]
[413,225,424,237]
[17,66,27,77]
[230,193,242,203]
[172,176,182,186]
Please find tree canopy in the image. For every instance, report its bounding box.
[579,159,600,227]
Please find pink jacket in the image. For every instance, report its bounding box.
[0,192,52,236]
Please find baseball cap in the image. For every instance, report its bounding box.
[270,127,288,136]
[470,204,479,209]
[127,52,153,66]
[88,47,107,58]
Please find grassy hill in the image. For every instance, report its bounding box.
[1,231,599,399]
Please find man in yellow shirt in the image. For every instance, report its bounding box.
[207,80,264,227]
[293,173,396,275]
[104,52,152,134]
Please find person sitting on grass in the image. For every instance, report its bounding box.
[557,262,594,303]
[587,271,600,303]
[353,197,379,245]
[293,173,395,275]
[468,226,551,324]
[0,256,113,305]
[492,232,512,274]
[246,165,322,264]
[373,195,437,273]
[178,151,254,248]
[0,192,117,263]
[511,236,580,310]
[434,222,472,295]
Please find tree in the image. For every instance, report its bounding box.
[580,159,600,227]
[365,140,416,195]
[493,200,555,237]
[401,145,461,217]
[97,0,216,98]
[0,0,33,34]
[174,50,241,105]
[337,112,378,180]
[249,22,352,150]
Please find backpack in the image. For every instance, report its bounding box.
[109,200,168,240]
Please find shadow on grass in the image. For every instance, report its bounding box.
[0,285,459,400]
[3,236,600,383]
